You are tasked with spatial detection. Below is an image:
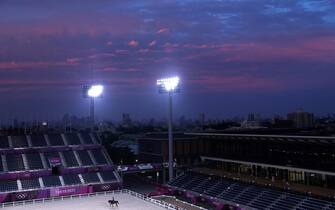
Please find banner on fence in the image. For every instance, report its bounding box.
[50,186,88,197]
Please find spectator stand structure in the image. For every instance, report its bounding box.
[166,171,335,210]
[0,133,121,203]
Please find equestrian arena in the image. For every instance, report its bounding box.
[1,191,175,210]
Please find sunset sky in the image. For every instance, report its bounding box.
[0,0,335,121]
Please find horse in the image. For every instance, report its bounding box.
[108,199,119,207]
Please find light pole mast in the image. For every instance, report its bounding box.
[168,92,173,181]
[157,76,180,182]
[83,84,104,130]
[90,97,95,130]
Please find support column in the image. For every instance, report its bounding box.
[90,97,95,130]
[44,134,51,146]
[40,153,48,169]
[59,176,65,186]
[73,150,82,166]
[22,153,29,170]
[168,92,173,182]
[78,174,85,184]
[26,135,33,147]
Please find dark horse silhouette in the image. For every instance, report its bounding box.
[108,198,119,207]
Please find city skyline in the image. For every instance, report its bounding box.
[0,0,335,120]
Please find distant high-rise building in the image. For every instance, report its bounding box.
[122,113,132,127]
[198,113,205,130]
[287,109,314,128]
[248,113,261,122]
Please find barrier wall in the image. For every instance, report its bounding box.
[0,144,102,155]
[0,182,122,203]
[165,187,245,210]
[0,165,115,181]
[117,163,163,173]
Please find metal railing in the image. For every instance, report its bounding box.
[0,189,183,210]
[152,195,207,210]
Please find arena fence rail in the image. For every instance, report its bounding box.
[0,189,185,210]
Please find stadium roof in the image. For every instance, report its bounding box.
[185,132,335,144]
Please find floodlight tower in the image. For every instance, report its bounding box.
[83,84,103,129]
[157,76,180,182]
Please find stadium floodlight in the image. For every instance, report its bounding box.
[157,76,180,182]
[87,85,104,98]
[157,76,180,93]
[83,84,104,130]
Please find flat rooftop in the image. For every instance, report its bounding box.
[186,132,335,144]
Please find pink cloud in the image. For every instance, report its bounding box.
[66,57,81,64]
[189,75,281,92]
[97,66,140,73]
[138,49,150,53]
[128,40,139,47]
[163,42,179,52]
[106,41,113,46]
[182,38,335,64]
[157,28,169,34]
[88,53,116,59]
[149,40,157,47]
[0,60,76,70]
[0,79,85,88]
[115,49,129,54]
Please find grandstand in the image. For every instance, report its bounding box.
[167,171,335,210]
[138,132,335,209]
[0,133,121,203]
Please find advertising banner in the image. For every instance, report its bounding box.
[61,167,86,174]
[137,163,153,170]
[48,157,61,166]
[92,183,121,192]
[0,193,9,203]
[11,190,38,201]
[50,186,88,197]
[99,165,114,171]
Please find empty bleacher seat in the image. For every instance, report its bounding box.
[81,173,100,184]
[77,150,93,165]
[62,174,81,185]
[0,136,9,148]
[168,172,335,210]
[30,135,47,147]
[20,178,41,190]
[26,153,44,170]
[92,133,100,143]
[90,149,108,165]
[6,154,25,171]
[11,136,28,148]
[250,189,282,209]
[62,151,79,167]
[168,173,190,188]
[48,134,64,146]
[205,179,232,197]
[80,133,94,144]
[65,133,81,145]
[100,171,117,182]
[0,180,18,192]
[42,176,62,187]
[0,159,3,172]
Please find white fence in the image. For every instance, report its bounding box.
[152,195,207,210]
[0,189,184,210]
